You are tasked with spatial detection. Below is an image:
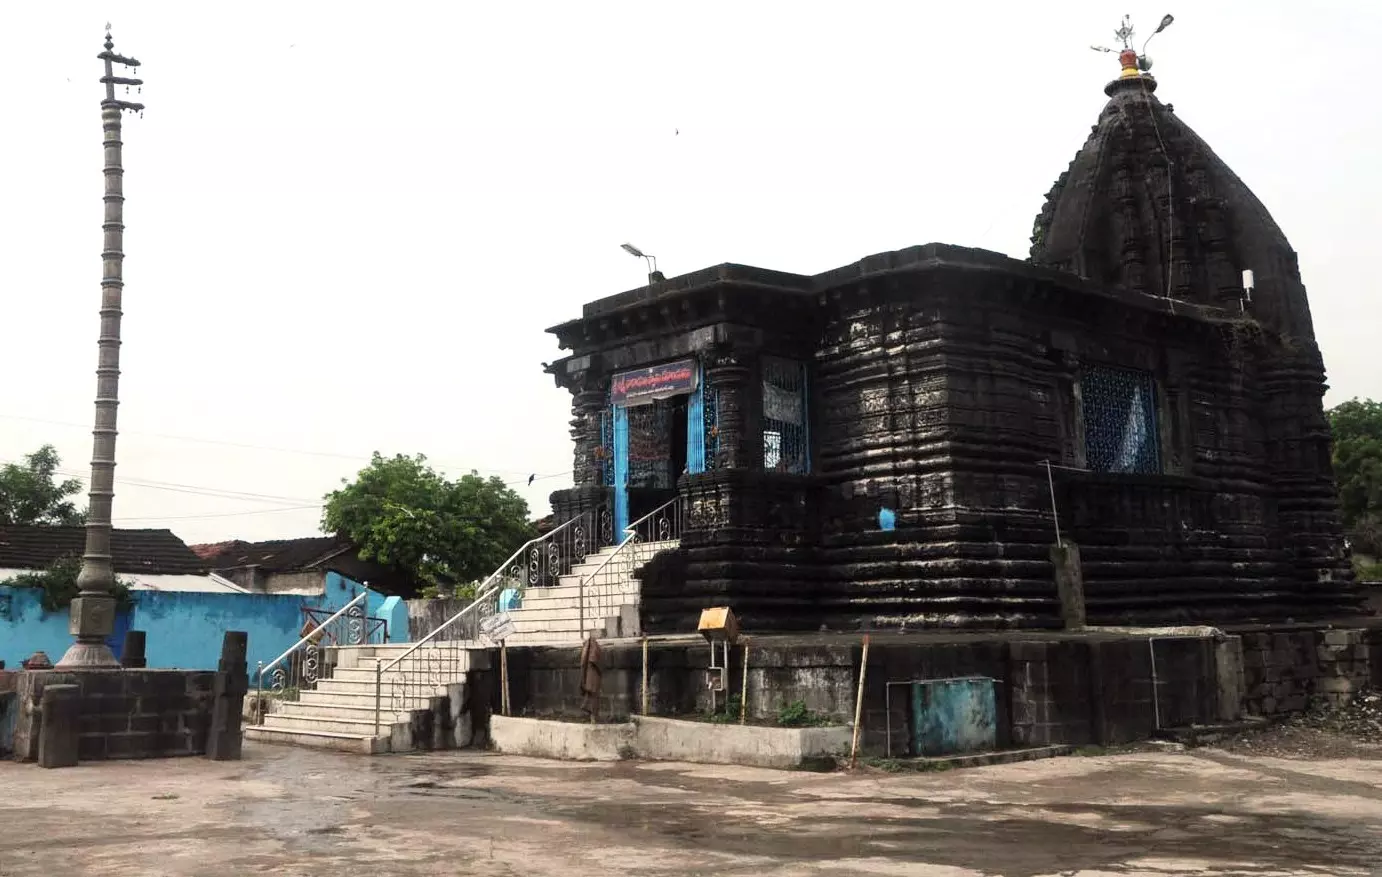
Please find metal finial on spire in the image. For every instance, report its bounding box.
[1091,13,1174,81]
[1114,14,1137,49]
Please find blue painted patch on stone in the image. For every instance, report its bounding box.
[910,677,997,756]
[878,507,896,531]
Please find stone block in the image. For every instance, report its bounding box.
[77,734,107,760]
[1323,630,1360,647]
[1313,676,1358,695]
[68,596,116,638]
[120,631,147,669]
[1279,694,1308,712]
[105,732,157,759]
[38,684,80,769]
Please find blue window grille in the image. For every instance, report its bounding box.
[1081,364,1161,474]
[703,387,720,470]
[762,356,809,474]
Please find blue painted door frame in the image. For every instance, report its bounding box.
[687,363,706,474]
[613,404,630,536]
[611,361,705,537]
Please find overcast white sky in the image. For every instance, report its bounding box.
[2,2,1377,545]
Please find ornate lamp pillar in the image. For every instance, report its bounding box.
[706,350,754,470]
[58,27,145,669]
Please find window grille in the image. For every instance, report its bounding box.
[762,356,808,474]
[1081,364,1161,474]
[703,387,720,470]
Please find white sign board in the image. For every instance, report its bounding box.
[479,612,516,643]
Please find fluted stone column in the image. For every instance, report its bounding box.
[59,30,143,669]
[706,352,753,470]
[569,386,607,488]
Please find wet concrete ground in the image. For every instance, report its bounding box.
[2,742,1382,876]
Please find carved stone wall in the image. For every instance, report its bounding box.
[549,247,1360,634]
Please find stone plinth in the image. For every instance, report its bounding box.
[11,669,217,762]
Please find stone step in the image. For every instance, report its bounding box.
[514,581,640,606]
[262,712,409,738]
[500,630,600,646]
[244,725,387,754]
[297,689,437,710]
[272,701,412,723]
[328,666,474,685]
[506,604,638,624]
[314,676,468,697]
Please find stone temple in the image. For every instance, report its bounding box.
[545,48,1362,635]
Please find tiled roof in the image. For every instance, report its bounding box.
[191,536,355,573]
[0,525,208,575]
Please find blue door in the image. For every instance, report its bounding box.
[613,404,629,537]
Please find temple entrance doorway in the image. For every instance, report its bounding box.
[610,359,701,536]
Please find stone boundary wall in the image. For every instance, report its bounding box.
[10,669,216,761]
[1240,628,1382,715]
[494,627,1381,756]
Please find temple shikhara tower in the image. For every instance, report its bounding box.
[543,18,1360,635]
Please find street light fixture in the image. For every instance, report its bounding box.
[621,243,665,284]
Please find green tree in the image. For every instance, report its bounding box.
[321,452,534,589]
[4,554,131,613]
[0,445,85,526]
[1328,398,1382,556]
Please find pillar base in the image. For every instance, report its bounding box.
[54,641,120,669]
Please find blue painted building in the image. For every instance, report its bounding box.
[0,526,406,671]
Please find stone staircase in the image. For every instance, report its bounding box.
[501,539,676,645]
[242,538,677,753]
[244,642,485,754]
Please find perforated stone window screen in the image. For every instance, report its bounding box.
[1080,363,1162,474]
[762,356,808,474]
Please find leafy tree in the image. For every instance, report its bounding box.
[1328,398,1382,556]
[321,452,534,590]
[3,554,132,613]
[0,445,85,526]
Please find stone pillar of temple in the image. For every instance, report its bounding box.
[569,384,608,488]
[705,351,753,470]
[551,377,614,546]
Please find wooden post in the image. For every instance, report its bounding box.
[500,641,510,717]
[641,636,649,716]
[849,635,870,769]
[739,641,749,725]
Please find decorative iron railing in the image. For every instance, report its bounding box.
[300,605,388,645]
[371,510,597,732]
[579,496,684,636]
[253,589,372,720]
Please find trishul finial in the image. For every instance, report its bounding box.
[1091,13,1175,80]
[99,27,145,115]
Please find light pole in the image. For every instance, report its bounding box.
[58,27,145,669]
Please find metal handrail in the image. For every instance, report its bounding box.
[578,495,682,634]
[578,496,680,588]
[256,589,368,682]
[381,513,588,673]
